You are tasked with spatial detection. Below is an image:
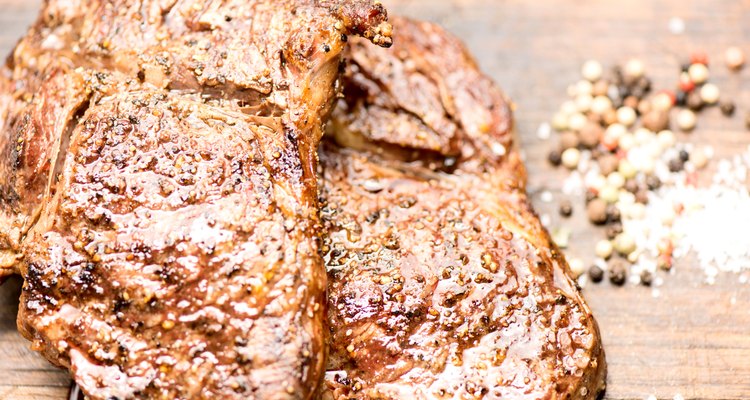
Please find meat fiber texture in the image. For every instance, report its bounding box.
[319,17,606,400]
[0,0,391,398]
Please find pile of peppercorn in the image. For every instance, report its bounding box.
[544,50,745,287]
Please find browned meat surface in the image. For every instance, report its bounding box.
[0,0,391,399]
[319,17,606,399]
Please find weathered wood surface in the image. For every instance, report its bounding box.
[1,0,750,399]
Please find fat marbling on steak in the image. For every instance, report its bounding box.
[0,0,391,398]
[319,16,606,399]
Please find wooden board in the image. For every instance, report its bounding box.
[2,0,750,399]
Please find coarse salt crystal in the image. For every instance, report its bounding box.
[537,122,551,139]
[540,214,552,227]
[653,146,750,280]
[562,172,584,195]
[668,17,686,34]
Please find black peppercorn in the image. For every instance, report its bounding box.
[548,149,562,166]
[624,179,639,194]
[609,259,628,286]
[675,90,687,106]
[630,87,645,100]
[668,158,684,172]
[679,149,690,162]
[617,85,631,100]
[606,223,624,240]
[640,270,653,286]
[591,147,606,160]
[686,91,704,111]
[605,204,621,223]
[637,76,652,94]
[588,265,604,283]
[559,200,573,218]
[611,66,624,86]
[720,100,736,116]
[611,96,624,109]
[635,189,650,205]
[646,175,662,190]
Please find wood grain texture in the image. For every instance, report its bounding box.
[1,0,750,399]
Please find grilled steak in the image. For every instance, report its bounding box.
[319,17,606,399]
[0,0,391,398]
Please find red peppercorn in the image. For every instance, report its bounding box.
[657,254,673,270]
[678,73,695,92]
[601,134,619,151]
[690,51,709,65]
[658,89,676,106]
[657,238,673,256]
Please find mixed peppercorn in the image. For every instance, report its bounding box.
[543,48,746,287]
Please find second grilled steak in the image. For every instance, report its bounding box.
[320,17,606,399]
[0,0,392,398]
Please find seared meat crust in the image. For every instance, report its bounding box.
[320,17,606,400]
[0,1,392,398]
